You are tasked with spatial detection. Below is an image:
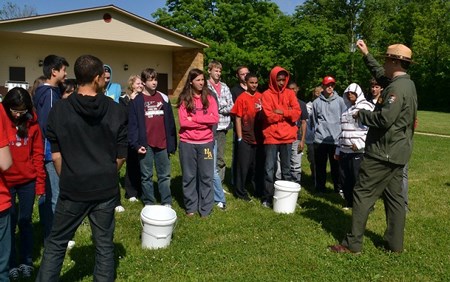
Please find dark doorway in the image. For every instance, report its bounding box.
[157,73,168,95]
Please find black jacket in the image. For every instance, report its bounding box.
[46,92,128,201]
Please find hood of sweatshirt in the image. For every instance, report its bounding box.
[318,90,340,103]
[69,92,109,121]
[343,83,364,106]
[268,66,290,94]
[33,83,61,104]
[104,64,113,91]
[342,83,374,112]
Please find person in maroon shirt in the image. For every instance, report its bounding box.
[128,68,177,207]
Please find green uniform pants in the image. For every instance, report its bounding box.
[342,155,406,252]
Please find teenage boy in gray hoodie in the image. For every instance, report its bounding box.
[311,76,346,193]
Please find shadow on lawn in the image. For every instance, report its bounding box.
[170,175,185,209]
[301,170,344,206]
[301,198,386,248]
[59,243,126,281]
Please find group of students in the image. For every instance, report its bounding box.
[0,39,417,280]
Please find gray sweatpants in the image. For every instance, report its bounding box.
[179,141,214,217]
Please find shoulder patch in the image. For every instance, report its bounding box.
[388,94,397,104]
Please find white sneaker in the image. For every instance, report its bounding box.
[128,197,138,202]
[115,205,125,212]
[163,204,172,208]
[67,240,76,250]
[216,202,226,210]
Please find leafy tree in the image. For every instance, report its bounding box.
[409,0,450,110]
[0,1,37,19]
[153,0,449,110]
[153,0,288,86]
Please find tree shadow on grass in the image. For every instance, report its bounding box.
[59,243,126,282]
[301,171,344,206]
[170,175,185,209]
[301,198,385,247]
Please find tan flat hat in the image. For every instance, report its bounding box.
[385,44,412,62]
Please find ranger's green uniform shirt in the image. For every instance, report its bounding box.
[358,53,418,165]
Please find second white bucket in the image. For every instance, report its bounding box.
[273,180,301,214]
[140,205,177,249]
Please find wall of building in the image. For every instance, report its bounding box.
[0,35,173,95]
[172,49,204,97]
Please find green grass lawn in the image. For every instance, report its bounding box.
[416,111,450,135]
[27,110,450,281]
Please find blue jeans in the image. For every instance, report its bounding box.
[0,209,11,282]
[275,139,302,183]
[264,144,291,203]
[9,181,35,268]
[42,161,60,238]
[213,140,226,204]
[36,195,118,282]
[139,146,172,205]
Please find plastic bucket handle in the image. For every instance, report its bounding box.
[142,228,171,239]
[273,192,296,201]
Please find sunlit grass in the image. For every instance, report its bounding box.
[26,110,450,281]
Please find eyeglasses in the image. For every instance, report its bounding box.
[10,108,28,115]
[324,84,335,88]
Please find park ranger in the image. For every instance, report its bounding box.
[330,39,418,254]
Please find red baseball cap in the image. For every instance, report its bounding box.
[322,76,336,85]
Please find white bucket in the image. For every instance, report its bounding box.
[140,205,177,249]
[273,180,301,214]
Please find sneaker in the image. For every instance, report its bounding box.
[128,197,138,202]
[262,201,271,208]
[342,207,351,211]
[216,202,226,210]
[115,205,125,213]
[67,240,76,250]
[163,203,172,208]
[9,268,20,280]
[18,264,34,278]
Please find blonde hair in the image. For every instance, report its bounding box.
[126,75,141,95]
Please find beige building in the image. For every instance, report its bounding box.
[0,5,208,96]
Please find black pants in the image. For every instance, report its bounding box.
[314,143,340,192]
[37,195,117,282]
[338,152,363,207]
[235,141,265,199]
[123,146,141,199]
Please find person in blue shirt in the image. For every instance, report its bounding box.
[103,64,122,103]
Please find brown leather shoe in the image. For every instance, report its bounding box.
[329,244,361,255]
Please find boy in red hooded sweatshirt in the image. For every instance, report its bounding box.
[261,67,301,207]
